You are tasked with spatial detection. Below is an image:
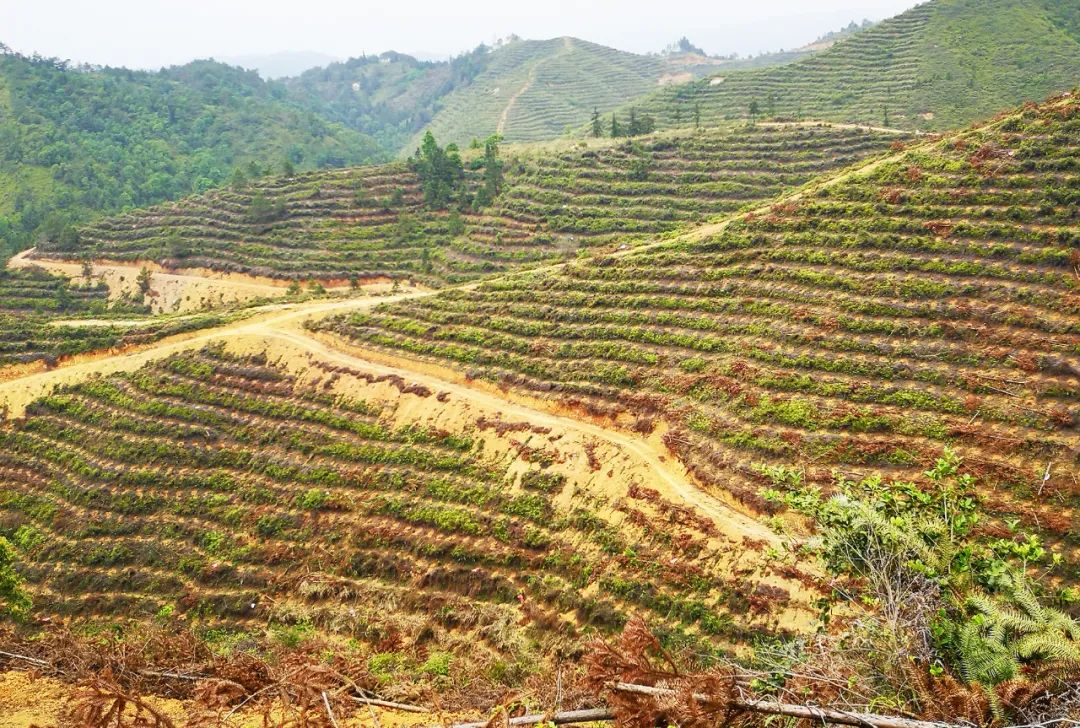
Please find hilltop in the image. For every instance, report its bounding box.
[609,0,1080,133]
[35,124,906,287]
[0,49,386,258]
[3,0,1074,263]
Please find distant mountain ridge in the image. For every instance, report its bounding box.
[219,50,341,79]
[283,35,817,156]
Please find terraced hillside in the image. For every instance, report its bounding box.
[0,345,815,683]
[318,95,1080,581]
[44,124,906,286]
[410,38,677,148]
[617,0,1080,133]
[0,268,227,372]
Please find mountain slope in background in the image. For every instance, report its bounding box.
[408,37,666,148]
[287,36,818,156]
[282,46,493,154]
[0,49,386,258]
[612,0,1080,132]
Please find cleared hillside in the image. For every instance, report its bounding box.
[319,94,1080,579]
[45,124,906,286]
[0,345,816,686]
[615,0,1080,133]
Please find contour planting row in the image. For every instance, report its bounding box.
[417,37,664,146]
[0,346,811,665]
[625,0,1080,134]
[316,96,1080,577]
[630,2,932,131]
[53,125,905,286]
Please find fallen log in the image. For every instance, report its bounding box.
[430,707,615,728]
[432,682,972,728]
[612,682,962,728]
[349,695,430,714]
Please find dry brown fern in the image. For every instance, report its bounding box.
[583,615,743,728]
[902,658,992,724]
[62,668,177,728]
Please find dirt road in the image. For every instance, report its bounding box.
[7,249,402,314]
[496,37,573,136]
[261,325,780,543]
[0,291,427,418]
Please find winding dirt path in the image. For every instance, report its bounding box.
[496,37,573,136]
[261,324,779,543]
[0,284,777,543]
[0,292,428,419]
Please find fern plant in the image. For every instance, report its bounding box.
[769,448,1078,721]
[962,579,1080,683]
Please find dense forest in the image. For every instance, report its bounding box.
[0,47,387,260]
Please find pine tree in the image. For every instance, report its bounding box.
[412,131,464,209]
[136,266,152,299]
[591,108,603,137]
[474,135,504,209]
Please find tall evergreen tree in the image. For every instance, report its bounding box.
[412,131,464,209]
[475,135,504,209]
[590,108,603,137]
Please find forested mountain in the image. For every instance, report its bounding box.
[282,46,493,153]
[0,48,386,259]
[609,0,1080,133]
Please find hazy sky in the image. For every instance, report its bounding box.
[2,0,921,70]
